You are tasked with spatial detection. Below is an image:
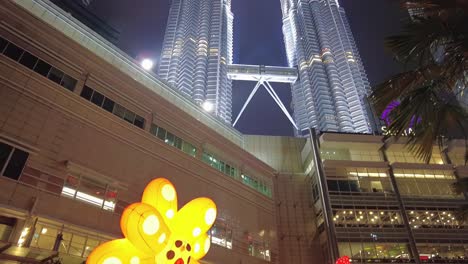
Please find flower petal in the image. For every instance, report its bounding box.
[191,233,211,260]
[172,198,216,240]
[86,239,154,264]
[121,203,170,255]
[141,178,178,225]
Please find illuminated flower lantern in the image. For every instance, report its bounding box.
[336,256,350,264]
[87,178,217,264]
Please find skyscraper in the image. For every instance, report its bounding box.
[281,0,373,135]
[158,0,234,124]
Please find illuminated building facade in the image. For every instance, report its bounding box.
[0,1,272,263]
[0,1,467,264]
[157,0,234,124]
[280,0,373,135]
[304,133,468,264]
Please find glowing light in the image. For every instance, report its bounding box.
[202,101,214,112]
[18,227,30,247]
[41,228,48,234]
[336,256,350,264]
[193,227,201,237]
[87,178,217,264]
[166,209,175,219]
[141,59,154,71]
[161,184,176,201]
[204,237,211,253]
[205,208,216,225]
[103,257,122,264]
[158,233,166,244]
[130,257,140,264]
[143,215,159,235]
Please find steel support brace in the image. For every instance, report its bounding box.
[233,79,298,130]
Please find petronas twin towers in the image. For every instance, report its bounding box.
[157,0,373,134]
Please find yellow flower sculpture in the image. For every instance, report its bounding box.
[87,178,217,264]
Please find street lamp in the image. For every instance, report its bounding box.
[141,58,154,71]
[202,101,214,112]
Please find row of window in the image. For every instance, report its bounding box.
[0,142,29,181]
[241,174,272,198]
[202,151,237,178]
[80,86,145,129]
[61,175,118,212]
[150,124,197,157]
[332,209,465,229]
[319,147,445,165]
[0,36,77,91]
[31,223,105,259]
[338,242,468,262]
[201,152,273,198]
[248,240,271,261]
[210,223,233,249]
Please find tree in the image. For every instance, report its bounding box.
[371,0,468,166]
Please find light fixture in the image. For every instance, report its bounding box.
[141,58,154,71]
[202,101,214,112]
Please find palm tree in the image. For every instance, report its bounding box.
[371,0,468,166]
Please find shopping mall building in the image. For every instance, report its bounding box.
[0,1,467,263]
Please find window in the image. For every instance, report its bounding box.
[0,36,77,92]
[0,142,29,181]
[338,242,410,261]
[80,86,94,100]
[210,223,232,249]
[241,174,272,197]
[60,75,77,91]
[80,86,146,129]
[47,67,64,85]
[19,51,38,69]
[202,152,237,178]
[407,209,465,229]
[91,91,105,107]
[33,60,52,77]
[3,43,23,61]
[31,224,105,258]
[0,36,7,52]
[102,98,115,113]
[150,124,197,157]
[248,240,271,261]
[61,175,117,212]
[394,169,459,198]
[332,209,403,227]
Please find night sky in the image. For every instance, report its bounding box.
[89,0,405,136]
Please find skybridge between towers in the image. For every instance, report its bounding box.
[227,64,299,129]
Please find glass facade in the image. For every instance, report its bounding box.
[387,150,444,164]
[327,167,392,194]
[280,0,373,134]
[321,148,383,162]
[338,242,410,261]
[312,134,468,264]
[31,223,107,259]
[157,0,234,123]
[394,169,461,198]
